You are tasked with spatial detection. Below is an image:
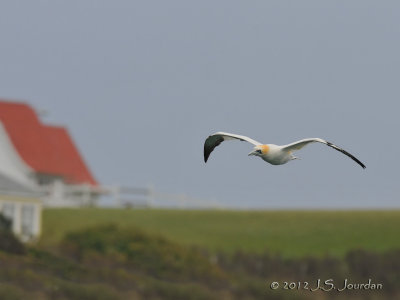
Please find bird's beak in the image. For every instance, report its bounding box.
[248,150,256,156]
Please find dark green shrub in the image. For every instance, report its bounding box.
[61,224,225,283]
[0,222,25,255]
[0,214,11,231]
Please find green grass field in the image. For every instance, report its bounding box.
[40,208,400,258]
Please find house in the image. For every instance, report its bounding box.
[0,100,100,241]
[0,101,97,187]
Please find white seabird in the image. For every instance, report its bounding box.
[204,132,366,169]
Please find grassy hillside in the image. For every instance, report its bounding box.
[2,209,399,299]
[40,209,400,258]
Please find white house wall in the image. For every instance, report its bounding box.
[0,121,37,190]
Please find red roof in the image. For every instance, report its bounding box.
[0,100,97,186]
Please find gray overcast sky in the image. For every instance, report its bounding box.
[0,1,399,208]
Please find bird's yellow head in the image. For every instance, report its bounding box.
[248,145,269,156]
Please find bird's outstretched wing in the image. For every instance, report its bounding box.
[282,138,366,169]
[204,132,262,163]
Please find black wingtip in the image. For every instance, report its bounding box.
[204,151,209,163]
[204,134,224,164]
[204,139,210,163]
[326,141,366,169]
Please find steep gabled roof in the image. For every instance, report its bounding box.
[0,100,97,186]
[42,125,97,185]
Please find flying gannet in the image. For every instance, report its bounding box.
[204,132,366,169]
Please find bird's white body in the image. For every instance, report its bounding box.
[204,132,365,169]
[257,144,294,165]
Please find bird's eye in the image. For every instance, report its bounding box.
[256,149,262,154]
